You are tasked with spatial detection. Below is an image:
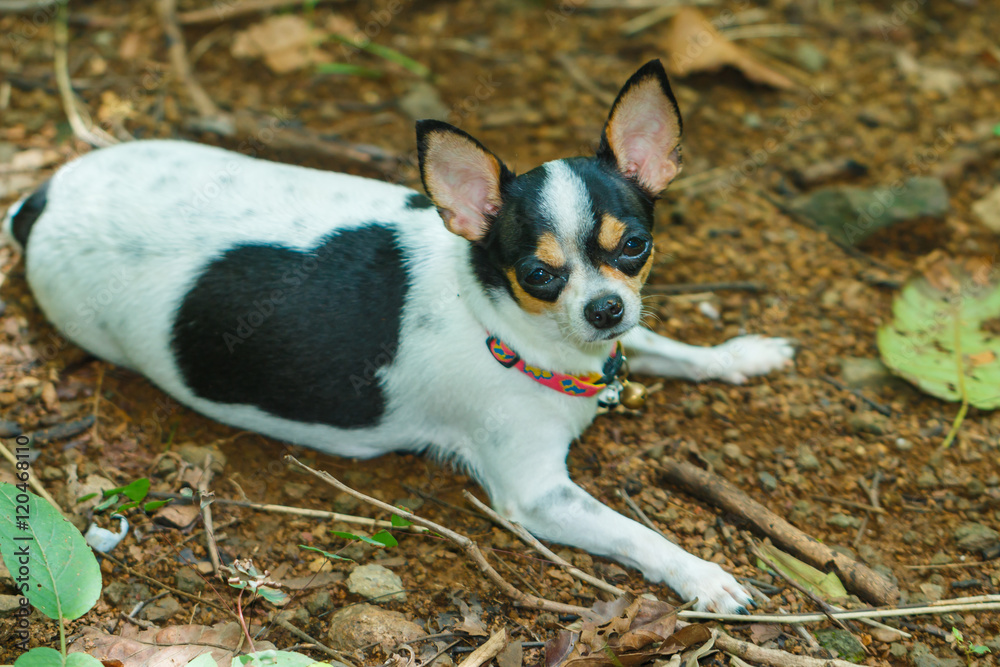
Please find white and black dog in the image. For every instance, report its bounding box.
[4,61,793,612]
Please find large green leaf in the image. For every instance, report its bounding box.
[232,651,333,666]
[0,484,102,621]
[15,647,103,666]
[756,543,848,600]
[878,256,1000,409]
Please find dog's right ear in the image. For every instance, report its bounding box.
[416,120,510,242]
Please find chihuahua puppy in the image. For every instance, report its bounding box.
[5,60,792,612]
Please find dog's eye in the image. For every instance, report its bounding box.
[622,237,648,258]
[525,268,554,286]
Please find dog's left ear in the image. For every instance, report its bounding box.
[416,120,511,243]
[597,60,683,197]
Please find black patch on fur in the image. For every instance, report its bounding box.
[172,225,409,428]
[10,179,50,248]
[405,192,433,209]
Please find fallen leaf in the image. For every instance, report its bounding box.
[750,623,782,644]
[895,51,964,96]
[878,255,1000,409]
[663,8,795,89]
[231,15,326,74]
[453,599,489,637]
[756,542,848,599]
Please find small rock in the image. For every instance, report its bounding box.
[283,481,311,500]
[827,513,861,529]
[954,522,1000,554]
[839,357,896,390]
[789,500,813,523]
[721,443,744,463]
[326,603,425,651]
[894,437,914,451]
[910,641,964,667]
[536,612,560,629]
[177,443,226,471]
[0,595,23,615]
[793,43,827,72]
[140,595,181,622]
[796,446,820,471]
[174,567,204,594]
[347,563,406,602]
[0,420,22,438]
[917,468,939,489]
[276,606,310,626]
[919,583,944,601]
[399,82,449,121]
[847,413,887,435]
[889,643,908,658]
[902,531,920,545]
[965,478,986,497]
[815,628,866,663]
[971,185,1000,232]
[304,589,334,615]
[757,471,778,492]
[682,398,705,418]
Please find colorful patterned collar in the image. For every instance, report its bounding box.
[486,334,624,398]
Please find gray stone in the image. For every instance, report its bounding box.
[917,468,939,489]
[815,629,866,663]
[796,446,821,471]
[347,563,406,602]
[757,471,778,492]
[793,43,827,72]
[140,595,182,622]
[792,177,949,245]
[682,398,705,418]
[399,82,449,121]
[305,589,334,615]
[839,357,896,390]
[174,566,204,594]
[847,413,887,435]
[910,642,964,667]
[326,603,425,651]
[895,437,914,451]
[827,513,862,529]
[0,595,23,615]
[954,522,1000,553]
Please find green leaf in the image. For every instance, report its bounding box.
[330,530,392,547]
[93,494,119,512]
[299,545,353,562]
[15,647,63,667]
[370,530,398,548]
[390,514,412,527]
[144,499,172,512]
[315,62,384,79]
[327,33,430,78]
[185,654,220,667]
[756,543,848,599]
[0,485,102,621]
[121,478,151,502]
[116,500,140,513]
[76,492,98,504]
[971,645,991,655]
[232,650,329,666]
[66,654,105,667]
[878,256,1000,410]
[952,627,964,643]
[256,585,291,607]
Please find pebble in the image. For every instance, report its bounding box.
[174,567,204,594]
[902,531,920,545]
[954,522,1000,554]
[916,468,939,489]
[909,642,964,667]
[721,443,745,464]
[839,357,896,390]
[140,595,181,622]
[827,513,861,529]
[894,437,914,451]
[796,446,820,470]
[815,629,866,662]
[793,43,827,72]
[399,82,450,121]
[971,185,1000,233]
[177,442,226,471]
[757,471,778,492]
[847,413,887,435]
[919,583,944,601]
[0,595,22,615]
[304,589,334,615]
[682,398,705,418]
[326,603,425,651]
[347,563,406,602]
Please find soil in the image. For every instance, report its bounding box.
[1,0,999,665]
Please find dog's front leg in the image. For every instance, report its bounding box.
[478,430,753,614]
[621,326,794,384]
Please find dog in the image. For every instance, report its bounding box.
[4,60,793,613]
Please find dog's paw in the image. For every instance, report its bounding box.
[707,335,796,385]
[675,561,755,614]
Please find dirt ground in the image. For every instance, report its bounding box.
[1,0,999,665]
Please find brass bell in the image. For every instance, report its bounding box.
[619,380,647,410]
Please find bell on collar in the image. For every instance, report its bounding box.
[619,380,647,410]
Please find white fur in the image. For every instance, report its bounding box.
[7,140,795,613]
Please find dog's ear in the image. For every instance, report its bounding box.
[597,60,683,197]
[416,120,510,242]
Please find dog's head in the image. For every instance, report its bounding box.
[417,60,682,348]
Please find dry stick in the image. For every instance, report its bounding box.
[158,0,235,134]
[177,0,341,24]
[714,633,858,667]
[821,375,892,417]
[463,491,625,598]
[457,629,507,667]
[285,455,591,617]
[197,455,222,574]
[0,440,66,517]
[749,540,870,656]
[53,0,117,147]
[659,458,899,606]
[100,551,231,614]
[645,281,765,295]
[811,495,885,515]
[90,364,104,446]
[271,614,356,666]
[904,560,996,571]
[681,599,1000,623]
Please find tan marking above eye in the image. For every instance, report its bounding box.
[505,268,555,315]
[600,249,654,294]
[599,214,628,252]
[535,232,566,268]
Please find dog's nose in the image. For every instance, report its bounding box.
[584,294,624,329]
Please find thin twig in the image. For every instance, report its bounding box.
[99,551,231,615]
[198,454,221,574]
[285,456,592,617]
[457,629,506,667]
[271,614,357,665]
[821,375,892,417]
[811,495,886,515]
[714,632,858,667]
[53,0,116,147]
[904,560,996,571]
[463,490,625,598]
[91,364,104,446]
[681,598,1000,623]
[645,281,766,295]
[0,439,66,516]
[618,487,676,543]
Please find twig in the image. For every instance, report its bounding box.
[197,454,221,574]
[285,455,593,617]
[463,490,625,598]
[749,540,870,655]
[271,613,356,665]
[940,303,969,449]
[90,364,104,446]
[904,560,996,571]
[645,281,765,295]
[99,551,231,614]
[178,0,341,24]
[680,597,1000,622]
[618,487,675,543]
[457,629,506,667]
[715,632,858,667]
[157,0,234,134]
[821,375,892,417]
[811,495,886,515]
[53,0,116,147]
[721,24,807,40]
[402,484,490,521]
[659,458,900,606]
[0,439,66,517]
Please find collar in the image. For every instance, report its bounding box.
[486,333,624,398]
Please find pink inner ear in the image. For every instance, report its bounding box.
[423,134,502,241]
[608,82,682,194]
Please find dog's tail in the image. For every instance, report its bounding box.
[2,179,50,252]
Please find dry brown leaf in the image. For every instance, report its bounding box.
[69,622,277,666]
[454,599,490,637]
[663,8,795,89]
[749,623,782,644]
[153,502,200,529]
[231,15,326,74]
